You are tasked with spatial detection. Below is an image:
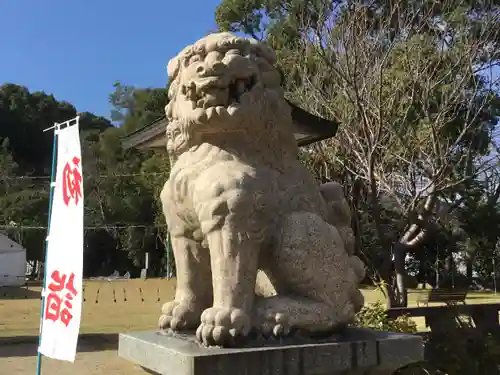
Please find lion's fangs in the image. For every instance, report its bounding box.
[228,75,256,104]
[185,75,257,110]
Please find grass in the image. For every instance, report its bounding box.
[0,278,175,338]
[1,279,499,338]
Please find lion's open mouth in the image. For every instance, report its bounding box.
[227,75,257,104]
[184,74,258,116]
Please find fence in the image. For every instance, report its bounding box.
[0,276,176,339]
[1,170,174,276]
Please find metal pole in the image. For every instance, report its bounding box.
[435,250,440,287]
[166,232,172,278]
[493,256,497,294]
[36,124,59,375]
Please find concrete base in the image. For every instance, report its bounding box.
[118,329,423,375]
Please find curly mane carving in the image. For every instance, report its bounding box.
[159,32,365,347]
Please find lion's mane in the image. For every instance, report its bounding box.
[164,32,300,168]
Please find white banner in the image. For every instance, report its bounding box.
[39,122,84,362]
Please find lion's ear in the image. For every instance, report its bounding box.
[165,101,173,120]
[167,57,180,81]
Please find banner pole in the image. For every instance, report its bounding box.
[36,123,60,375]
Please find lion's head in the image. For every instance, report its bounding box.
[165,32,297,160]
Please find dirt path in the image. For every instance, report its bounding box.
[0,336,149,375]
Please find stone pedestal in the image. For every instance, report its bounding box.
[118,329,423,375]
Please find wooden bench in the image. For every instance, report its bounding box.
[416,288,468,306]
[388,303,500,337]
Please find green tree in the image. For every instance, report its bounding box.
[457,163,500,283]
[216,0,500,307]
[109,81,169,133]
[0,83,170,276]
[0,84,77,174]
[108,80,173,274]
[0,84,82,261]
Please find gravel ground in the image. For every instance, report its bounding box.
[0,335,149,375]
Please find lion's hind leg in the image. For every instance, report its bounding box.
[263,211,365,334]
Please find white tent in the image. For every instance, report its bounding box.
[0,234,26,286]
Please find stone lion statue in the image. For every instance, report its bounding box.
[158,32,365,347]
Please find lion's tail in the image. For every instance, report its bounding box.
[318,182,354,255]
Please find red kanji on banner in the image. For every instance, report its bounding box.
[44,270,78,327]
[62,156,82,206]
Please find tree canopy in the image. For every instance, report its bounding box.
[0,83,172,277]
[216,0,500,306]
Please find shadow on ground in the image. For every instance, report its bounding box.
[465,294,500,300]
[0,286,41,300]
[0,334,118,358]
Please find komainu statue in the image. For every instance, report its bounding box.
[158,32,366,347]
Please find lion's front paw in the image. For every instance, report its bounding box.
[158,300,202,331]
[196,307,251,346]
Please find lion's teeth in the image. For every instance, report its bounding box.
[193,107,207,123]
[227,105,238,116]
[206,107,216,119]
[215,106,228,117]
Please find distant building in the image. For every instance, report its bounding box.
[0,234,27,286]
[121,100,340,151]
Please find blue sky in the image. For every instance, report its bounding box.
[0,0,221,119]
[1,1,498,123]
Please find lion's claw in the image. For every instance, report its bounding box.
[258,311,291,338]
[158,300,202,331]
[196,307,251,346]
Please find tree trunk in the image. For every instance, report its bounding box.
[393,242,408,307]
[417,252,427,288]
[377,252,396,309]
[466,253,474,285]
[443,254,455,288]
[447,253,455,273]
[384,280,397,309]
[377,253,407,308]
